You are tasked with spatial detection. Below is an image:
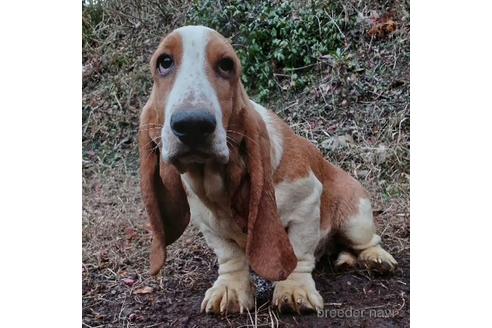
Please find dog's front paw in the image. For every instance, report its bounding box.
[273,273,323,314]
[201,272,255,314]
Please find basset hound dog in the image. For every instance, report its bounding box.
[139,25,397,314]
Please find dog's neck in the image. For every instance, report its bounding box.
[180,161,232,217]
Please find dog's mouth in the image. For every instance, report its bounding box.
[173,149,211,163]
[169,146,229,166]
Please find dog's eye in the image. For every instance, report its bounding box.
[218,58,234,74]
[157,54,173,76]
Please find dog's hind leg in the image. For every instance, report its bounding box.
[338,198,397,272]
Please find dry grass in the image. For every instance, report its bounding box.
[83,0,409,326]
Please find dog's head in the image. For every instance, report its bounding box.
[148,25,244,168]
[139,26,296,281]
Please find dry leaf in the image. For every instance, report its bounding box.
[122,278,135,287]
[134,286,153,294]
[125,227,138,241]
[321,134,354,151]
[368,12,398,39]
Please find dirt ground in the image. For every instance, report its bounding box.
[83,1,410,327]
[82,170,409,327]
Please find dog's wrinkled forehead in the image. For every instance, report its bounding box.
[165,26,221,115]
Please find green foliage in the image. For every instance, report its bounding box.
[188,0,344,101]
[82,0,105,51]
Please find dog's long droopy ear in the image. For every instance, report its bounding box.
[233,93,297,281]
[139,101,190,275]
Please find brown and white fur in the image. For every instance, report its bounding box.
[139,26,397,315]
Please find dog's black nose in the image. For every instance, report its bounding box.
[170,111,216,146]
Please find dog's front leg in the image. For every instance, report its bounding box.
[272,174,324,313]
[272,219,324,314]
[200,229,255,314]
